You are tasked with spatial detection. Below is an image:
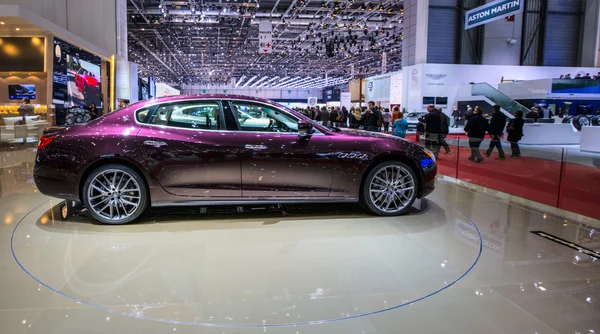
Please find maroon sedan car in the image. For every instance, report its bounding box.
[34,95,437,224]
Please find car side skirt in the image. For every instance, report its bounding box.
[151,197,359,207]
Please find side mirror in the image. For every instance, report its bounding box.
[298,120,314,138]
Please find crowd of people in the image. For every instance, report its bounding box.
[293,101,410,138]
[294,101,525,164]
[420,104,524,163]
[558,72,600,80]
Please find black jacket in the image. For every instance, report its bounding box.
[489,111,507,135]
[364,109,380,127]
[525,111,538,121]
[464,114,489,139]
[422,110,443,135]
[506,118,524,142]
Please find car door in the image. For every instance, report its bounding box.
[136,99,241,198]
[225,100,335,198]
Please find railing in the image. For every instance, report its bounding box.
[412,133,600,222]
[471,82,530,116]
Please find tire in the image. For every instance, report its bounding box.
[573,115,590,131]
[591,115,600,126]
[82,164,149,224]
[562,116,574,123]
[361,161,418,216]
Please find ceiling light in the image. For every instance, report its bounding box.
[15,28,20,31]
[0,22,4,25]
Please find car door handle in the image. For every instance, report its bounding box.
[245,144,267,150]
[143,140,168,147]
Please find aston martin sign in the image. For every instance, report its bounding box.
[465,0,523,30]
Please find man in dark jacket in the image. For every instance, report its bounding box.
[319,106,330,126]
[451,105,462,128]
[439,110,451,154]
[365,101,380,132]
[485,105,507,159]
[421,104,443,158]
[526,107,539,122]
[464,107,489,163]
[340,106,349,127]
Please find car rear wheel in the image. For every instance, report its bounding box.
[362,161,418,216]
[82,164,149,224]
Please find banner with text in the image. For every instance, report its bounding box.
[465,0,523,30]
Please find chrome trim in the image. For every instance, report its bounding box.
[151,197,359,207]
[143,140,168,147]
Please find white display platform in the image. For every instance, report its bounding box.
[580,127,600,153]
[518,123,581,145]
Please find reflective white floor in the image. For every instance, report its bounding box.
[0,146,599,333]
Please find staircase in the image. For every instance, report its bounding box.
[471,83,530,116]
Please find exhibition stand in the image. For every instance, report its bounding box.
[580,127,600,153]
[519,123,581,145]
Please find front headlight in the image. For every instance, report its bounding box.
[423,148,436,163]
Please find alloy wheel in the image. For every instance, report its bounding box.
[87,169,142,222]
[368,164,416,214]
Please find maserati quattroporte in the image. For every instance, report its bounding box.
[34,95,437,224]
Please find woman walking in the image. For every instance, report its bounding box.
[506,110,524,158]
[381,108,392,133]
[392,112,408,138]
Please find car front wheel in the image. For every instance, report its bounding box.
[362,161,418,216]
[82,164,149,224]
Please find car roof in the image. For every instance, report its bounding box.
[139,94,278,106]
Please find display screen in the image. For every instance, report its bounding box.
[0,37,45,72]
[435,97,448,105]
[422,97,435,105]
[577,104,593,115]
[323,89,341,102]
[8,85,36,100]
[52,38,102,109]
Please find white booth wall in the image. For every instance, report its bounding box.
[364,70,403,108]
[401,63,600,114]
[156,83,181,97]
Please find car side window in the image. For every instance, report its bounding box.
[148,101,221,130]
[230,102,298,133]
[136,108,151,123]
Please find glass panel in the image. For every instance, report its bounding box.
[231,102,298,133]
[456,138,564,207]
[558,148,600,220]
[471,83,529,116]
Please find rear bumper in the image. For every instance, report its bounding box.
[33,164,79,202]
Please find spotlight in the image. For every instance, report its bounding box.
[379,4,384,11]
[321,1,326,8]
[368,3,374,10]
[360,4,366,10]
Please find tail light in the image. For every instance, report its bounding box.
[37,135,56,150]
